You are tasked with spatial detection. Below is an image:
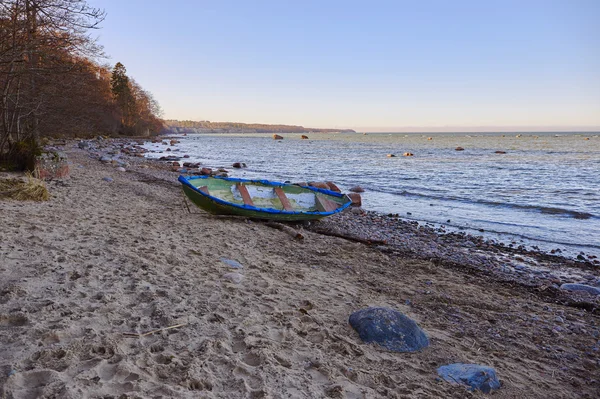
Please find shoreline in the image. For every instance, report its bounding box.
[148,132,599,259]
[1,137,599,398]
[76,137,600,304]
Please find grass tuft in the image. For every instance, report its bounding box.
[0,172,50,201]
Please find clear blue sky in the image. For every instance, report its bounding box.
[88,0,599,131]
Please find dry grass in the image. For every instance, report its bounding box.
[0,172,50,201]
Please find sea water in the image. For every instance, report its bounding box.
[143,132,600,258]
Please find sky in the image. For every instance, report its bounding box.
[87,0,600,131]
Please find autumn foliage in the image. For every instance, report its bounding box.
[0,0,163,169]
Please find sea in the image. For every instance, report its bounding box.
[142,132,600,259]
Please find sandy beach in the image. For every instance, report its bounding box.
[1,142,599,398]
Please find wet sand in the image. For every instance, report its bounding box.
[1,141,598,398]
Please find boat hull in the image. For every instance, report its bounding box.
[179,175,351,221]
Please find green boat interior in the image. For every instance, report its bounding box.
[187,177,343,212]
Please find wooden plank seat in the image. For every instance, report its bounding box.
[315,194,339,212]
[274,187,293,211]
[198,186,210,195]
[236,184,254,206]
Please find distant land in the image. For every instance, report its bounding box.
[163,120,356,134]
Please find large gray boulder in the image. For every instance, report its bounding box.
[349,307,429,352]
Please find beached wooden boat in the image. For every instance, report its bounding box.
[178,175,352,221]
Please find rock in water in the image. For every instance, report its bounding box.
[220,258,243,269]
[560,283,600,296]
[349,186,365,193]
[437,363,500,393]
[348,307,429,352]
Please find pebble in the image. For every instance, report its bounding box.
[220,258,243,269]
[348,307,429,352]
[222,272,244,284]
[437,363,501,393]
[116,167,126,172]
[102,177,113,182]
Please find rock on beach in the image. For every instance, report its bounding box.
[222,272,244,284]
[437,363,501,393]
[221,258,243,269]
[348,307,429,352]
[347,193,362,207]
[560,283,600,296]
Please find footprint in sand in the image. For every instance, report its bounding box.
[4,369,64,398]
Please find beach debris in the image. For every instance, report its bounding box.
[221,258,243,269]
[427,137,433,140]
[437,363,500,393]
[494,151,506,154]
[387,154,396,157]
[0,173,50,201]
[403,152,414,156]
[264,222,304,240]
[348,307,429,352]
[273,134,283,140]
[222,272,244,284]
[349,186,365,193]
[102,177,113,182]
[301,135,309,139]
[560,283,600,296]
[123,323,187,338]
[455,147,465,151]
[347,193,362,207]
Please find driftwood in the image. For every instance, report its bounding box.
[309,227,387,245]
[264,222,304,240]
[123,323,187,337]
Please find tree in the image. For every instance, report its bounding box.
[110,62,135,132]
[110,63,163,136]
[0,0,105,167]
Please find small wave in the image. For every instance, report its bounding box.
[377,189,597,220]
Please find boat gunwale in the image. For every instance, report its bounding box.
[178,175,352,216]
